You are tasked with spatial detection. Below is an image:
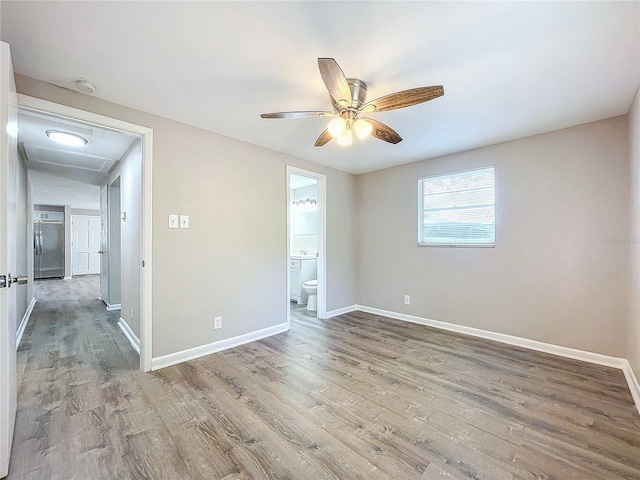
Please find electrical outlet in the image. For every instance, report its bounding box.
[130,306,134,320]
[404,295,411,305]
[214,316,222,330]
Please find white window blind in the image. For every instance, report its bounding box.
[418,166,495,247]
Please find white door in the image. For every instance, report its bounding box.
[72,215,101,276]
[0,41,19,478]
[99,186,108,303]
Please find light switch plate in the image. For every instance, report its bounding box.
[169,214,179,229]
[180,215,190,229]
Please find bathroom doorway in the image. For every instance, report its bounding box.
[286,166,326,327]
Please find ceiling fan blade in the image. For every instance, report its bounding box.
[360,86,444,113]
[260,111,335,119]
[363,118,403,144]
[318,58,352,106]
[314,129,333,147]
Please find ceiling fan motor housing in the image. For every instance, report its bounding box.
[347,78,367,108]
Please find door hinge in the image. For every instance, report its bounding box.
[142,260,145,267]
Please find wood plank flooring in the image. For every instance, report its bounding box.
[7,276,640,479]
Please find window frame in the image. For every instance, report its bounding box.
[417,165,496,248]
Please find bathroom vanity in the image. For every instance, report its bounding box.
[290,255,317,304]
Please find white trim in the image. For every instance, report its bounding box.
[18,94,150,136]
[18,94,153,373]
[118,318,140,355]
[325,304,357,318]
[285,166,327,326]
[140,119,153,372]
[106,303,121,311]
[355,305,640,413]
[285,170,291,330]
[15,298,36,349]
[356,305,627,368]
[151,322,289,371]
[63,276,72,280]
[622,361,640,416]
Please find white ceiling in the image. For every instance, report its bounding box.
[2,1,638,175]
[18,109,137,186]
[17,109,137,210]
[29,170,101,211]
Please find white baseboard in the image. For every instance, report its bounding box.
[63,275,72,280]
[355,305,640,414]
[118,318,140,355]
[106,303,121,311]
[622,361,640,416]
[325,304,357,318]
[15,297,36,349]
[151,322,289,371]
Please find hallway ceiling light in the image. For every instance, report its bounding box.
[45,129,89,147]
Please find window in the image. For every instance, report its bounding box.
[418,166,495,247]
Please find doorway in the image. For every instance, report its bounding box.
[71,214,101,276]
[17,94,153,371]
[286,166,326,327]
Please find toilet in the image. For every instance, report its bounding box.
[302,279,317,311]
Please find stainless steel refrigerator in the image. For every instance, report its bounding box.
[33,220,65,279]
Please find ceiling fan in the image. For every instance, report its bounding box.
[260,58,444,147]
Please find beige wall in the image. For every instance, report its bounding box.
[357,116,630,358]
[107,184,121,306]
[629,85,640,377]
[16,74,632,368]
[15,75,358,358]
[107,140,142,338]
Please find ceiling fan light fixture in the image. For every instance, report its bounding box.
[337,126,353,146]
[45,129,89,147]
[354,118,372,139]
[260,58,443,148]
[328,117,346,137]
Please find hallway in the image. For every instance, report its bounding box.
[11,276,140,478]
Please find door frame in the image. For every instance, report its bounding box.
[286,165,327,327]
[17,94,154,372]
[106,177,121,310]
[99,185,109,305]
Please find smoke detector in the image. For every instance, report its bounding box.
[75,79,96,94]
